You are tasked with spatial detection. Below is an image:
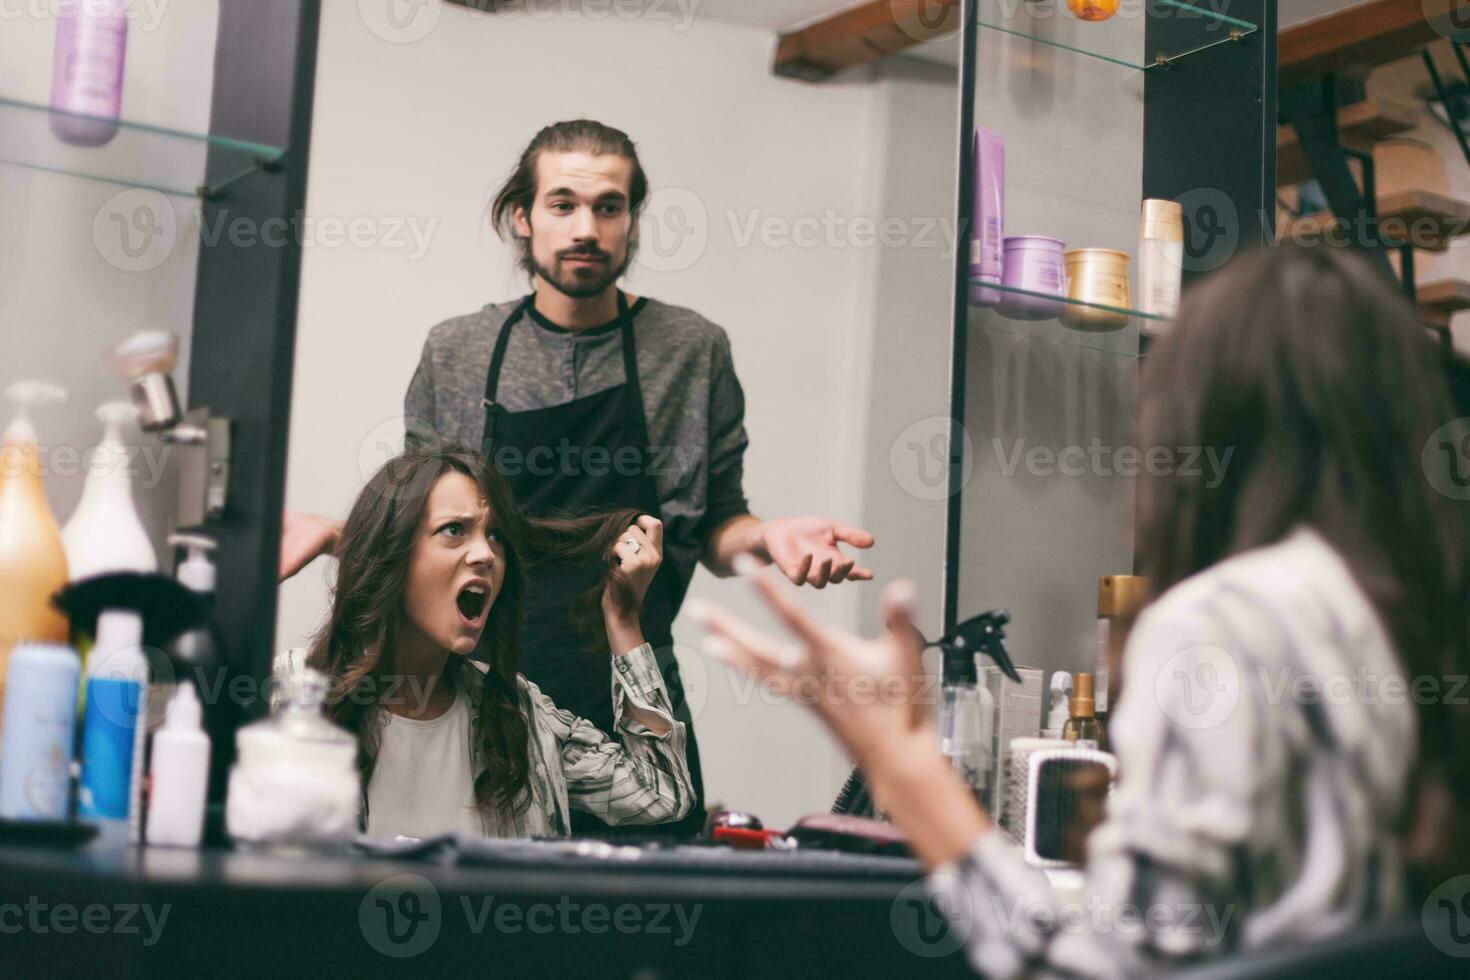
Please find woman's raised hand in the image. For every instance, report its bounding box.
[603,515,663,653]
[689,557,933,767]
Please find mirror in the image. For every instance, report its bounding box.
[273,3,962,839]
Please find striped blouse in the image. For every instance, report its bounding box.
[274,643,695,838]
[927,527,1418,978]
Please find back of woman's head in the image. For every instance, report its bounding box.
[1137,244,1470,879]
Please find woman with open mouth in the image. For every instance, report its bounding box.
[274,446,694,839]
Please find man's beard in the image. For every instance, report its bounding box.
[530,245,632,300]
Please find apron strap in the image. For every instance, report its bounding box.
[482,295,533,414]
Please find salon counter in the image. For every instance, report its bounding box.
[0,827,975,978]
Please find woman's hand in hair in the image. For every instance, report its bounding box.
[603,515,663,653]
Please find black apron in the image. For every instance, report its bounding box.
[481,292,704,837]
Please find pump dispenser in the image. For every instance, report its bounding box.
[1044,671,1073,738]
[63,401,157,580]
[0,382,71,729]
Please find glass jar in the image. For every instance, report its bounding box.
[225,666,359,853]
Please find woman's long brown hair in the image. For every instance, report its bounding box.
[305,446,645,819]
[1135,244,1470,887]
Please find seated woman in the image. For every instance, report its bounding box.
[692,245,1468,975]
[275,446,694,839]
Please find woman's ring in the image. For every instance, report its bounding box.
[625,538,641,554]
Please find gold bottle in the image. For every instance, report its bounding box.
[0,382,71,735]
[1061,672,1106,750]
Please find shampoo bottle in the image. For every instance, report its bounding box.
[0,381,70,741]
[49,0,129,147]
[78,610,148,824]
[63,401,158,580]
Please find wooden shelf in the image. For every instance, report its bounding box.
[1276,98,1419,186]
[1417,279,1470,327]
[1276,189,1470,252]
[1279,0,1464,84]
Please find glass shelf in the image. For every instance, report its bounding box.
[968,280,1164,357]
[975,0,1259,72]
[0,95,285,198]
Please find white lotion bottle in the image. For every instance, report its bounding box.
[1139,198,1185,331]
[146,682,210,847]
[63,401,157,580]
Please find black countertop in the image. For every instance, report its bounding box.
[0,828,976,978]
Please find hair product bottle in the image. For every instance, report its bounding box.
[1139,198,1184,327]
[146,683,210,847]
[1061,672,1106,750]
[63,401,158,580]
[0,381,71,742]
[78,610,148,824]
[49,0,129,147]
[0,643,81,821]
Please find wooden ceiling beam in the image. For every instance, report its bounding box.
[773,0,961,81]
[1279,0,1469,83]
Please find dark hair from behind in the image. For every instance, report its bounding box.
[1135,243,1470,883]
[306,445,644,821]
[489,119,649,279]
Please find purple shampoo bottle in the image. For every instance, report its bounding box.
[49,0,128,148]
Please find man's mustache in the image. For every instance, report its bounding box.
[559,248,609,261]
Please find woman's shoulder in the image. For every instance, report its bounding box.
[1131,526,1390,674]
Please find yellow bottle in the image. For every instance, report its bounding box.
[0,382,71,735]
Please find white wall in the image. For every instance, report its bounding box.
[0,3,220,560]
[277,3,957,827]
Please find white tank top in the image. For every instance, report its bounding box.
[365,685,484,839]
